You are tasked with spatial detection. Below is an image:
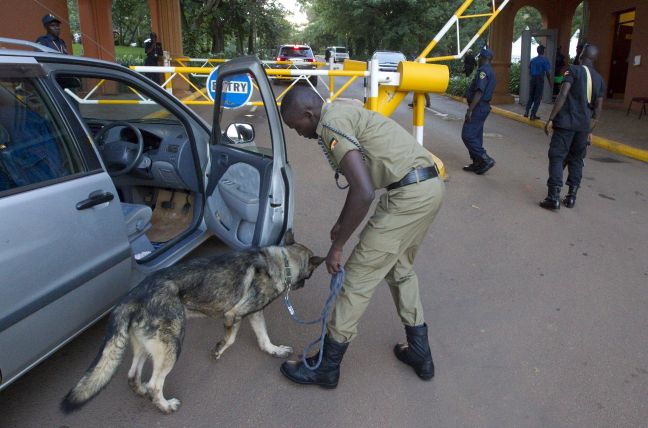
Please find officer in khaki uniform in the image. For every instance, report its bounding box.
[279,87,444,388]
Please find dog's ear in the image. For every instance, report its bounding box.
[284,230,295,246]
[309,256,326,270]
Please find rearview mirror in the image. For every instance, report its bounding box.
[225,123,255,144]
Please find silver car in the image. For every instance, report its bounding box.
[272,44,318,86]
[0,39,294,390]
[371,50,407,72]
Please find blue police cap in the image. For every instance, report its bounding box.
[479,48,494,59]
[42,14,61,26]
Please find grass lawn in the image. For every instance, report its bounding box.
[72,43,146,65]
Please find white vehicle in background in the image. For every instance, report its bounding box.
[325,46,349,63]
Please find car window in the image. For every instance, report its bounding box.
[377,52,406,63]
[279,47,313,58]
[57,75,184,127]
[0,77,85,194]
[215,73,273,158]
[336,48,348,53]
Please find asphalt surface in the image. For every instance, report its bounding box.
[1,76,648,427]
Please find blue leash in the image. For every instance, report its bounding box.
[283,267,345,370]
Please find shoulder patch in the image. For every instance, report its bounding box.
[330,138,338,150]
[479,71,486,80]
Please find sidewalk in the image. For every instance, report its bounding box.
[502,97,648,152]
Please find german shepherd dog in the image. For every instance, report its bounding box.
[61,232,324,414]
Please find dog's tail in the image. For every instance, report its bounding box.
[60,303,135,413]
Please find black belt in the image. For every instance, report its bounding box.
[386,165,438,191]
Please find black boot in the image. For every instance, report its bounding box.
[280,336,348,389]
[474,154,495,175]
[539,185,561,210]
[562,185,579,208]
[462,156,480,172]
[394,324,435,380]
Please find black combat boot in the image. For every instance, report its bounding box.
[539,185,561,210]
[280,336,348,389]
[562,185,579,208]
[462,155,480,172]
[394,324,435,380]
[474,154,495,175]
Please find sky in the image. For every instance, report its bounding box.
[277,0,309,27]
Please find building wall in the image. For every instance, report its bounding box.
[3,0,71,51]
[586,0,647,109]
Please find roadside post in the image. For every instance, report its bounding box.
[328,56,335,100]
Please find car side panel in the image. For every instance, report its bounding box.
[0,173,132,389]
[0,257,131,389]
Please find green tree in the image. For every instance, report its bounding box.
[66,0,80,34]
[180,0,291,58]
[297,0,491,60]
[512,6,543,41]
[571,2,583,36]
[112,0,151,46]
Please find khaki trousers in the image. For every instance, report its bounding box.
[327,177,445,343]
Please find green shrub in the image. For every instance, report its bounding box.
[509,61,520,95]
[446,74,471,98]
[116,54,144,67]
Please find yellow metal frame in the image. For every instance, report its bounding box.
[114,0,511,172]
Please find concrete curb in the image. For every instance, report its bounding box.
[444,94,648,164]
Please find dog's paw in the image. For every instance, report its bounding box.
[270,345,293,358]
[128,378,148,396]
[210,341,225,360]
[156,398,181,414]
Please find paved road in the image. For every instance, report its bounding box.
[1,77,647,427]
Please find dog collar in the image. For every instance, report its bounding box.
[280,249,292,286]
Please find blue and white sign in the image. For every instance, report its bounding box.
[206,68,253,109]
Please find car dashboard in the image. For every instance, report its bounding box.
[89,120,200,192]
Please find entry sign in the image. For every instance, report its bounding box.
[206,68,253,109]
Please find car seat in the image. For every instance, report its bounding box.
[0,87,68,188]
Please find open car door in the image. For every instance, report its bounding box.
[205,56,293,250]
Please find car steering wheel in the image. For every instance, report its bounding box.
[94,121,145,177]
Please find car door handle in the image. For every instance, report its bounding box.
[76,190,114,210]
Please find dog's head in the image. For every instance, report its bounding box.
[283,231,325,290]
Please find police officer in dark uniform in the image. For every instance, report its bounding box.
[463,49,476,77]
[36,14,69,54]
[461,47,496,175]
[540,44,604,210]
[144,32,164,85]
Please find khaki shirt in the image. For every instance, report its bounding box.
[316,101,433,189]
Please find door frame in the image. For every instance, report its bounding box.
[206,56,293,248]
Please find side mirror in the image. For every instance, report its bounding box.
[225,123,255,144]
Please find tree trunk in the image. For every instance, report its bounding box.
[247,26,253,55]
[237,30,245,55]
[210,17,225,54]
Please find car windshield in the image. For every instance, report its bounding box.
[375,52,405,64]
[336,48,348,53]
[280,47,313,58]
